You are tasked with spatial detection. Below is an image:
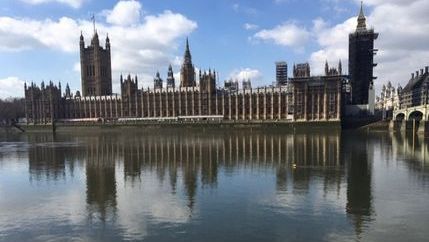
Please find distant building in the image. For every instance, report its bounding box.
[224,80,239,93]
[399,66,429,109]
[276,62,288,86]
[375,81,401,120]
[293,63,310,78]
[153,71,163,90]
[80,31,112,96]
[242,79,252,90]
[199,69,216,94]
[348,3,378,105]
[325,60,342,76]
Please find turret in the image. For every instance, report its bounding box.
[80,31,85,50]
[105,34,110,50]
[325,60,329,76]
[167,64,175,88]
[338,59,342,75]
[154,71,163,89]
[65,83,71,97]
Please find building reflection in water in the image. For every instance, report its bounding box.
[27,135,68,182]
[342,132,374,238]
[85,135,118,222]
[25,130,412,237]
[390,132,429,183]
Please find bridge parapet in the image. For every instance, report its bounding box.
[393,104,429,121]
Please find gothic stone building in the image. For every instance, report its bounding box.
[399,66,429,109]
[24,32,343,124]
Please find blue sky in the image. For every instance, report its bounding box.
[0,0,428,98]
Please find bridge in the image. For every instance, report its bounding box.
[391,105,429,133]
[393,105,429,121]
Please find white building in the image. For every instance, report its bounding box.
[375,81,401,120]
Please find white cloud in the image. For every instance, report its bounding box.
[359,0,419,6]
[229,68,262,87]
[0,77,25,98]
[309,17,355,75]
[0,1,197,92]
[21,0,85,9]
[243,23,259,31]
[254,23,310,50]
[232,3,258,16]
[0,16,79,52]
[105,0,142,26]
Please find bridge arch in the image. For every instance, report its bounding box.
[395,113,405,121]
[408,110,424,121]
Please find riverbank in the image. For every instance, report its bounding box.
[357,120,390,131]
[19,120,341,133]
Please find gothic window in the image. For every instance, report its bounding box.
[329,92,336,114]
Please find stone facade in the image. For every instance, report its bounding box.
[24,35,343,124]
[399,67,429,109]
[375,81,401,119]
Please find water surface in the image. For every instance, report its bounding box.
[0,130,428,242]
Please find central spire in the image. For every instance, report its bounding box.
[91,13,96,35]
[180,37,196,87]
[183,37,192,65]
[357,1,367,31]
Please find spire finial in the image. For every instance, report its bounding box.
[186,37,190,51]
[91,14,96,34]
[357,1,367,31]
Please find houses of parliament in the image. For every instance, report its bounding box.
[24,5,376,125]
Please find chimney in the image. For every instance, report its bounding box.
[412,73,415,79]
[421,69,424,75]
[416,71,419,77]
[426,66,429,74]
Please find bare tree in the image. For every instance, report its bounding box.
[0,98,25,124]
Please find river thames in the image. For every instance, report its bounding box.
[0,129,428,242]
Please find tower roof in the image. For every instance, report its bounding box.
[91,30,99,46]
[183,37,192,66]
[357,1,367,31]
